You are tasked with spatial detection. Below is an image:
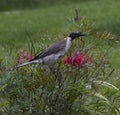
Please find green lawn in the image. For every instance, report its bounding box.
[0,0,119,74]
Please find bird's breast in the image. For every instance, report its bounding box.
[42,53,62,65]
[65,37,72,52]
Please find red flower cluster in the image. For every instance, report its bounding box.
[17,50,33,64]
[64,51,92,67]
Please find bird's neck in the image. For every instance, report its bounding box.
[65,37,72,51]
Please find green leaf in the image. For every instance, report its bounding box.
[0,84,7,91]
[93,81,119,91]
[94,93,109,102]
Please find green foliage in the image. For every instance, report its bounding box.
[0,17,120,114]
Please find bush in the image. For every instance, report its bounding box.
[0,15,120,114]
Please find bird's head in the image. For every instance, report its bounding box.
[69,32,87,40]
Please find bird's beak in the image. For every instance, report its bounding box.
[79,32,87,36]
[80,33,87,36]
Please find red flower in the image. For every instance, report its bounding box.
[64,51,92,67]
[64,57,72,64]
[17,50,33,64]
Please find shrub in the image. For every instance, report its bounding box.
[0,13,119,114]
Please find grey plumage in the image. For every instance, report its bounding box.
[30,39,67,61]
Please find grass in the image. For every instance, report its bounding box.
[0,0,119,74]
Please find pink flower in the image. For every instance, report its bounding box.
[64,51,92,67]
[17,50,33,64]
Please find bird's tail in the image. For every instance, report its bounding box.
[15,59,42,68]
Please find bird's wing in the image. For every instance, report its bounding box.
[30,40,66,61]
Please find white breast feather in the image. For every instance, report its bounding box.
[65,37,71,52]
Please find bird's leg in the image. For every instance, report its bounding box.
[56,68,62,88]
[49,65,62,88]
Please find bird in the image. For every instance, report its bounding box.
[15,32,86,68]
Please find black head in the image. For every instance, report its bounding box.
[69,32,86,40]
